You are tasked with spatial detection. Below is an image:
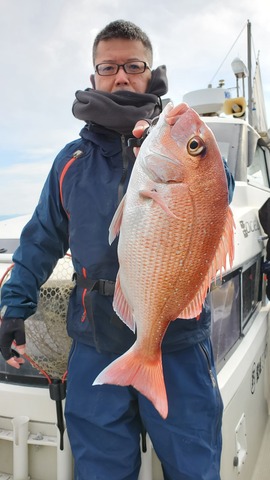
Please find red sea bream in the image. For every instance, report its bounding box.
[93,102,235,418]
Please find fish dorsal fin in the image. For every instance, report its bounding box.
[113,275,135,332]
[109,195,126,245]
[177,207,235,319]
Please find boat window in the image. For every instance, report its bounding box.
[0,356,48,385]
[247,143,270,188]
[211,255,263,369]
[210,270,241,368]
[241,256,262,331]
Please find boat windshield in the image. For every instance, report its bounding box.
[207,120,270,188]
[206,121,248,181]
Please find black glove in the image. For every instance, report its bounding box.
[0,318,25,361]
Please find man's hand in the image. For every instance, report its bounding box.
[132,120,151,157]
[0,318,26,369]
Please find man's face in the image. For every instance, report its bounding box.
[94,39,152,94]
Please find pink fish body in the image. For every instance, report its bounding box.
[93,102,234,418]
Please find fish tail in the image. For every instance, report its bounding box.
[93,347,168,419]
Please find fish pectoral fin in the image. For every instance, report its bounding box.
[93,346,168,419]
[113,275,135,332]
[109,195,126,245]
[139,189,179,219]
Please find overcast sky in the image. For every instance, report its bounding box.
[1,0,269,217]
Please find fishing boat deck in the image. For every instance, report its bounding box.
[252,415,270,480]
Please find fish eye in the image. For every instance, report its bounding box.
[187,136,206,156]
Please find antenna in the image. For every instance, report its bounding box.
[247,20,253,125]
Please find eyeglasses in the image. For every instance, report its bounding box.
[95,61,149,76]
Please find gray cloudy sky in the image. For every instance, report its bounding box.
[1,0,269,217]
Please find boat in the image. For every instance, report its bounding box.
[0,19,270,480]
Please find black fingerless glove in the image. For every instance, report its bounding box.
[0,318,25,360]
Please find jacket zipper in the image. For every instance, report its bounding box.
[81,267,88,322]
[118,135,130,204]
[59,149,84,218]
[199,343,217,387]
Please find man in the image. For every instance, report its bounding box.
[0,20,234,479]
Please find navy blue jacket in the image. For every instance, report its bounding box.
[1,123,235,354]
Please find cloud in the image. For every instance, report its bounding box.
[0,157,52,215]
[0,0,269,216]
